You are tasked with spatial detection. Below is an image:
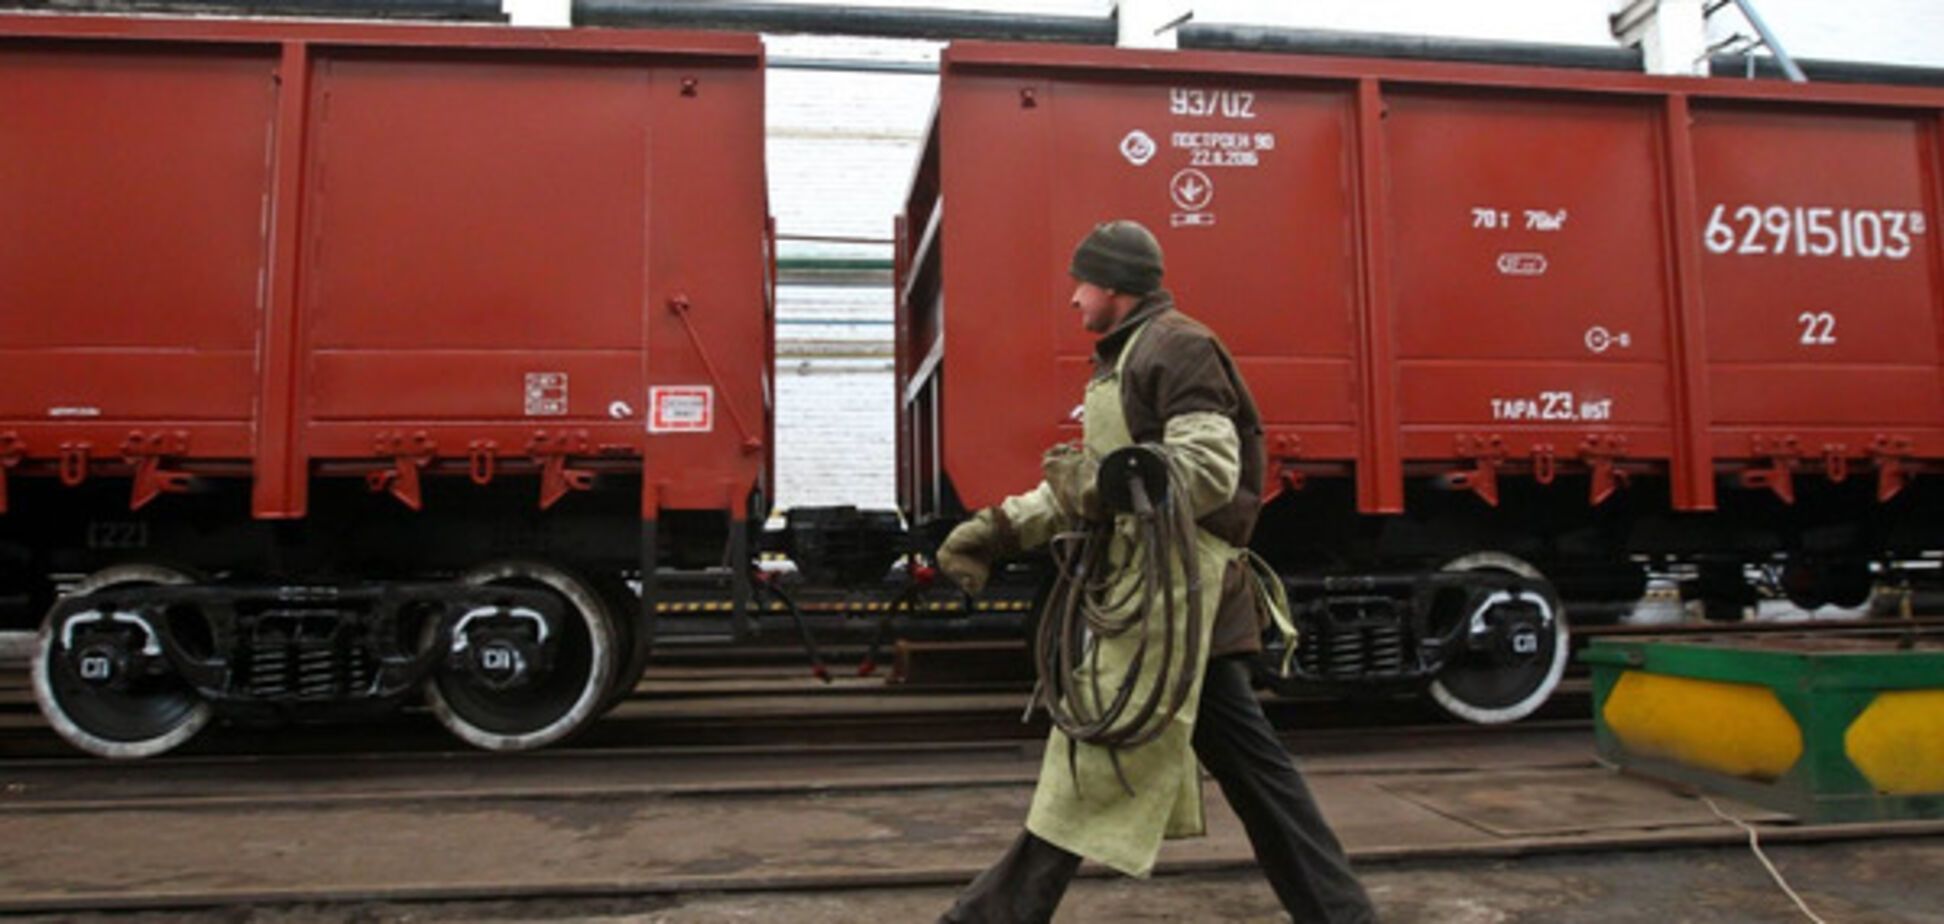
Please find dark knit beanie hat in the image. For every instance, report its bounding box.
[1069,220,1164,295]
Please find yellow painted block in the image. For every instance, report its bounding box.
[1845,690,1944,795]
[1604,671,1803,781]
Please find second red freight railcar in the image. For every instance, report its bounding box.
[898,41,1944,722]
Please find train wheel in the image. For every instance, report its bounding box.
[1427,553,1569,725]
[1781,559,1873,611]
[425,560,615,751]
[1695,563,1751,622]
[31,564,213,759]
[595,576,651,715]
[1824,561,1875,610]
[1779,561,1828,611]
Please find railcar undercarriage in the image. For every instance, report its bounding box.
[4,471,1943,756]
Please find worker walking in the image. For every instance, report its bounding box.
[935,220,1376,923]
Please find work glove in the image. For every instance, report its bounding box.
[1042,442,1103,523]
[935,507,1014,596]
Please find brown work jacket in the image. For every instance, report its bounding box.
[1091,290,1270,656]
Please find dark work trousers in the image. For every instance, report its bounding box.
[940,655,1377,924]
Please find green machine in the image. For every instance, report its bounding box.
[1583,629,1944,823]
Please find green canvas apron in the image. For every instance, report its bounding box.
[1024,320,1238,878]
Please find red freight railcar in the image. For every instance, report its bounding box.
[0,15,771,755]
[898,42,1944,722]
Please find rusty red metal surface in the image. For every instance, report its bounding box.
[898,41,1944,522]
[0,14,771,522]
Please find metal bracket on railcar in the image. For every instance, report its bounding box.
[120,430,195,512]
[57,442,92,488]
[1872,435,1915,502]
[528,430,595,510]
[1263,465,1307,505]
[467,440,500,486]
[1821,443,1852,485]
[1580,434,1630,506]
[1530,444,1557,486]
[1266,434,1307,503]
[369,431,438,511]
[1740,435,1800,504]
[1447,434,1506,507]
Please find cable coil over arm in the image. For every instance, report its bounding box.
[1033,444,1206,795]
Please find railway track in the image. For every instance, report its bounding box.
[3,713,1940,919]
[0,718,1591,814]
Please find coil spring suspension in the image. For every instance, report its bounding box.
[298,645,338,699]
[242,612,372,701]
[1299,621,1407,680]
[246,632,290,699]
[1326,628,1364,678]
[1367,622,1405,675]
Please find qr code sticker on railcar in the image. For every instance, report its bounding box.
[525,373,568,416]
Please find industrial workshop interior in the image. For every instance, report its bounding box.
[1,0,1941,921]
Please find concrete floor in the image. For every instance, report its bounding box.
[20,839,1942,923]
[5,726,1940,921]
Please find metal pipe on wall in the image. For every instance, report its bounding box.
[1178,24,1641,71]
[576,0,1109,43]
[6,0,502,19]
[1726,0,1807,82]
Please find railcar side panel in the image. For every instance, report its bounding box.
[932,72,1363,510]
[0,42,276,445]
[0,18,770,524]
[1690,105,1944,459]
[301,53,654,425]
[905,42,1944,525]
[1385,91,1678,466]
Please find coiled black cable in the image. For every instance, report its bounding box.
[1032,450,1206,795]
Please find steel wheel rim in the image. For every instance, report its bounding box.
[30,564,212,759]
[1428,553,1570,725]
[424,561,614,751]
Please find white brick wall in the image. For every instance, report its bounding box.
[766,36,937,250]
[773,360,898,511]
[767,36,934,512]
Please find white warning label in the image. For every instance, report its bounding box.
[524,373,568,417]
[648,386,714,434]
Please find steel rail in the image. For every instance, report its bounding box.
[0,720,1594,817]
[0,683,1596,759]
